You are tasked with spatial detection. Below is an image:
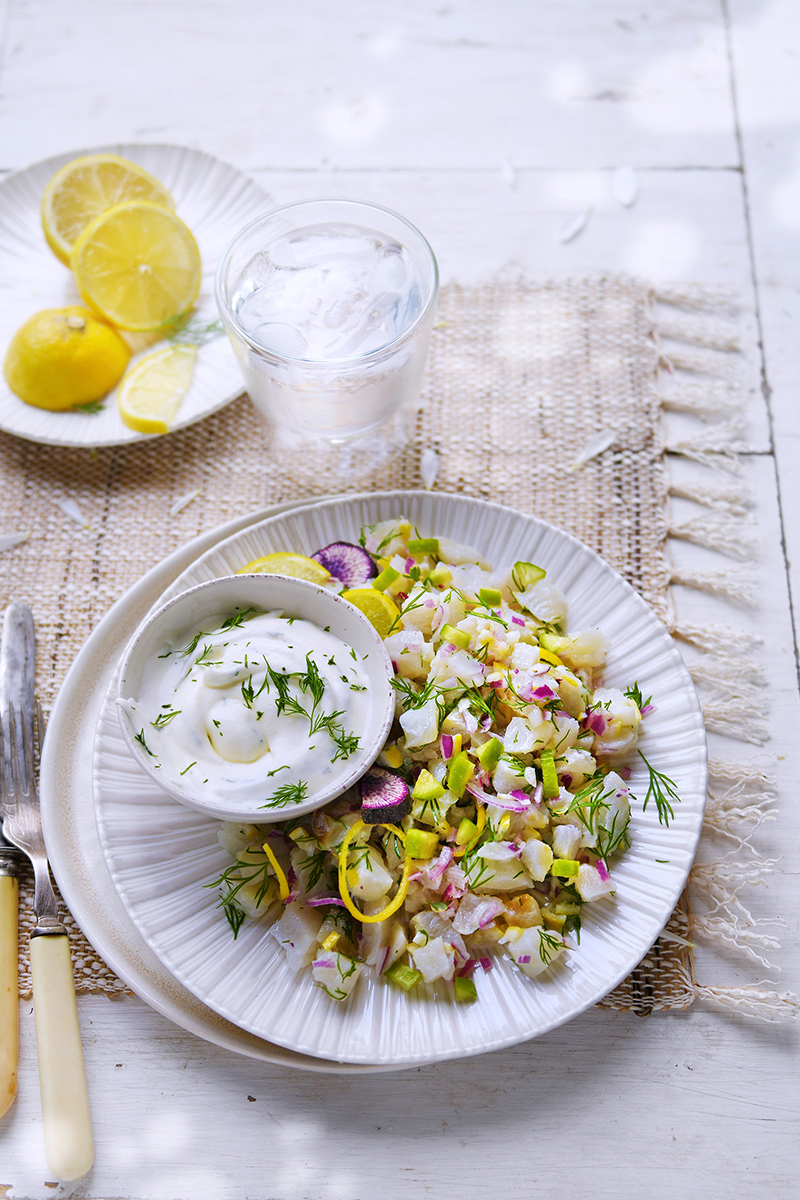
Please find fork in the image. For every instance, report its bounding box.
[1,704,94,1179]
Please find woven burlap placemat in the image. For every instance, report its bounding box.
[1,275,695,1013]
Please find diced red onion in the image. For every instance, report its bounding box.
[488,678,503,690]
[585,711,608,735]
[517,955,531,964]
[641,703,654,715]
[441,733,454,759]
[312,959,336,969]
[304,896,347,908]
[479,957,493,971]
[509,789,529,804]
[596,859,610,881]
[405,557,416,573]
[478,899,503,928]
[378,947,391,975]
[511,614,525,626]
[427,846,454,881]
[620,765,632,780]
[532,781,543,805]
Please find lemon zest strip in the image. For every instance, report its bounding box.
[262,840,290,901]
[337,819,413,924]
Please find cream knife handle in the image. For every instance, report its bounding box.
[0,874,19,1117]
[30,933,93,1180]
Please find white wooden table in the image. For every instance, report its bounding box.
[1,2,798,1196]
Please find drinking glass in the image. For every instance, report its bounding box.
[215,199,439,444]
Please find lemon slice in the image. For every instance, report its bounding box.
[71,201,202,331]
[237,553,332,585]
[42,154,174,266]
[3,307,130,410]
[117,345,197,433]
[341,588,400,638]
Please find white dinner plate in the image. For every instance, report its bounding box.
[93,491,707,1067]
[40,497,403,1074]
[0,143,269,446]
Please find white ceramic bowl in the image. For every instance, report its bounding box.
[116,574,395,822]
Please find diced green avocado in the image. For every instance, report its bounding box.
[411,769,446,802]
[550,858,580,878]
[511,561,546,590]
[539,748,560,799]
[454,976,478,1003]
[408,537,439,557]
[439,623,470,650]
[478,586,503,608]
[447,751,475,798]
[455,817,479,846]
[373,565,401,591]
[386,962,424,991]
[428,562,453,587]
[475,736,503,772]
[539,630,567,654]
[405,828,441,859]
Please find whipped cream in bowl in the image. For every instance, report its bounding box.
[116,574,394,822]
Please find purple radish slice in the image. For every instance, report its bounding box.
[311,541,377,588]
[360,766,411,825]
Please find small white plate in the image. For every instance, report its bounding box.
[0,143,269,446]
[93,491,708,1067]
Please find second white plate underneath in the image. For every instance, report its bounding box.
[93,491,707,1066]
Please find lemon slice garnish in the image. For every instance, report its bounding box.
[70,201,202,332]
[3,307,130,410]
[117,345,197,434]
[238,553,332,585]
[42,154,174,266]
[340,588,400,638]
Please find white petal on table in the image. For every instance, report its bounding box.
[559,207,592,243]
[612,166,639,208]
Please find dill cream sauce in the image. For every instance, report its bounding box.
[122,609,372,810]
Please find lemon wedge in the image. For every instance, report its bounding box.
[340,588,400,638]
[237,552,332,585]
[3,307,130,410]
[71,201,202,332]
[42,154,174,266]
[117,345,197,433]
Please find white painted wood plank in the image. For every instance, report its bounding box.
[0,0,738,171]
[726,0,800,650]
[0,2,797,1197]
[2,995,798,1199]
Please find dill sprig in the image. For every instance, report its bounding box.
[261,779,309,809]
[638,751,680,827]
[150,707,181,729]
[168,315,225,347]
[134,729,156,756]
[206,851,276,938]
[624,682,652,711]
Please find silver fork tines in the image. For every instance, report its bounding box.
[0,703,62,931]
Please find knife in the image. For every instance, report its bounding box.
[0,834,20,1118]
[0,615,25,1120]
[0,604,93,1178]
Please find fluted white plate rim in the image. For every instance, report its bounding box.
[0,143,270,446]
[93,491,708,1066]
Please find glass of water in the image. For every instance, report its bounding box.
[215,199,439,444]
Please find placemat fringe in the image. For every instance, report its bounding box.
[692,983,799,1022]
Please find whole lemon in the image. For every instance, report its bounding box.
[3,306,130,410]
